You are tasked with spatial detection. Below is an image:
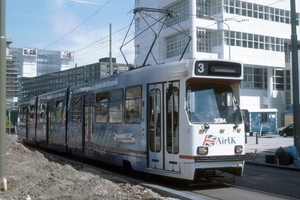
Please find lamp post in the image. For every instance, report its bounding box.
[219,20,231,60]
[205,15,231,60]
[0,0,6,181]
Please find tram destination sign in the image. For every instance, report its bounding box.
[194,61,242,77]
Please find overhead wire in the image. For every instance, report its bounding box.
[43,0,112,50]
[44,0,288,62]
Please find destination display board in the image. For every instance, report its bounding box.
[194,61,242,77]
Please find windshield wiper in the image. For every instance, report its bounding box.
[187,108,210,129]
[233,101,241,129]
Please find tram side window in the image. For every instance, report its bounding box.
[166,83,179,154]
[125,86,141,124]
[19,107,27,125]
[72,96,82,123]
[29,106,35,123]
[95,92,108,123]
[56,101,63,123]
[149,88,161,153]
[109,89,123,123]
[39,104,45,122]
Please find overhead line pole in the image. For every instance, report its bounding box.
[0,0,7,180]
[109,23,113,76]
[290,0,300,150]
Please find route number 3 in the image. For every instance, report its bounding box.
[197,63,205,73]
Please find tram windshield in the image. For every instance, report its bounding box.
[186,84,242,125]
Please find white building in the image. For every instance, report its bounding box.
[133,0,300,126]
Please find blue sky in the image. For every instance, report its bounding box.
[6,0,135,66]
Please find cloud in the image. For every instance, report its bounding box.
[68,0,104,5]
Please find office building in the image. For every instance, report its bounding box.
[20,58,128,99]
[133,0,300,126]
[9,47,74,78]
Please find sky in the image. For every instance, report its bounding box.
[6,0,135,66]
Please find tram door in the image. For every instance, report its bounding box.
[83,94,94,156]
[148,82,180,171]
[164,82,179,172]
[45,102,50,145]
[148,84,163,169]
[48,103,54,145]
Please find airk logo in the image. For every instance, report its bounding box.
[202,135,236,147]
[202,135,217,147]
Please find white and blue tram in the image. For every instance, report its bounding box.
[17,58,245,181]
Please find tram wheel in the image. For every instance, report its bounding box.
[143,173,153,181]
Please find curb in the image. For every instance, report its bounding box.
[245,160,300,171]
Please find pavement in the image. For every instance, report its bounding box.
[244,133,300,170]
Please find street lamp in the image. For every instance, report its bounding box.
[204,15,231,60]
[219,20,231,60]
[204,15,249,60]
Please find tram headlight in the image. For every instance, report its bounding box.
[235,145,243,153]
[197,146,208,155]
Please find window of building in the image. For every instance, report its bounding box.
[253,68,266,89]
[224,1,297,25]
[166,31,190,58]
[273,69,284,91]
[135,18,140,32]
[242,67,253,89]
[196,0,210,17]
[135,45,140,59]
[286,70,291,90]
[242,67,267,90]
[165,0,189,27]
[286,70,291,105]
[196,28,211,53]
[210,29,284,53]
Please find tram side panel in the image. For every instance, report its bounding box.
[17,99,31,142]
[67,95,84,156]
[36,95,47,147]
[50,97,67,152]
[66,81,148,170]
[18,97,38,145]
[36,89,68,152]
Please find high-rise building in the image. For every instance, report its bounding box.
[6,36,19,130]
[6,36,19,107]
[9,47,74,78]
[133,0,300,126]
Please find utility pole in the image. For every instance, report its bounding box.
[290,0,300,150]
[0,0,7,180]
[204,15,231,60]
[109,23,113,76]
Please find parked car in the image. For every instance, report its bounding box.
[276,126,285,135]
[280,123,294,137]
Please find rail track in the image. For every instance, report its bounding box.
[20,142,295,200]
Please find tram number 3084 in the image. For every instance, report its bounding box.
[214,118,226,123]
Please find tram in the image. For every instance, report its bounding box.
[17,58,245,181]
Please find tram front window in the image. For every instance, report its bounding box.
[186,84,242,124]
